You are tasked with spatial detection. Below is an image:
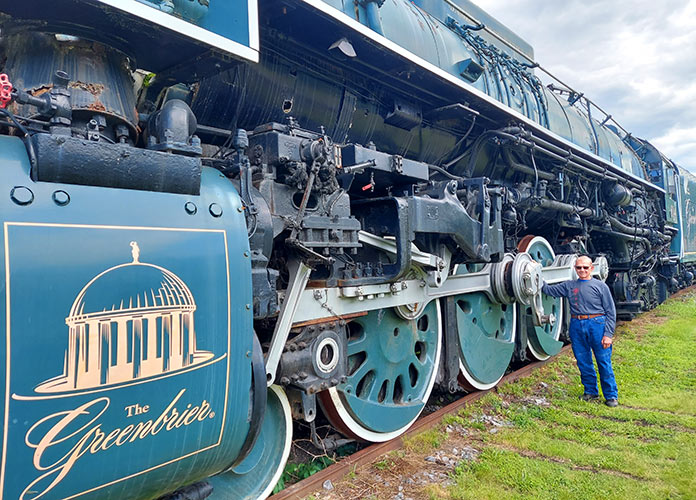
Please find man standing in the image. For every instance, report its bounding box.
[542,255,619,407]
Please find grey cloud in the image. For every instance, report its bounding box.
[474,0,696,169]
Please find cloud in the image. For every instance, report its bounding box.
[472,0,696,171]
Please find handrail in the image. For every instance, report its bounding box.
[441,0,632,139]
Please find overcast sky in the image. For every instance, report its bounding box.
[472,0,696,172]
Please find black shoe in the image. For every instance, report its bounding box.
[580,393,599,401]
[605,399,619,407]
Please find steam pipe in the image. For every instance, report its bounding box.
[537,199,594,216]
[364,1,385,36]
[530,135,643,190]
[524,197,594,217]
[608,216,671,242]
[589,226,651,247]
[501,148,555,181]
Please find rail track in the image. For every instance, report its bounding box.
[272,344,572,500]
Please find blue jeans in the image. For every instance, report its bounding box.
[569,317,618,400]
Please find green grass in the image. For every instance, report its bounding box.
[273,456,335,494]
[438,293,696,500]
[403,428,446,453]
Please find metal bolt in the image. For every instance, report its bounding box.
[237,206,244,213]
[299,371,308,379]
[209,203,223,217]
[184,202,197,215]
[245,304,251,310]
[51,190,70,206]
[244,251,250,257]
[280,376,290,385]
[10,186,34,206]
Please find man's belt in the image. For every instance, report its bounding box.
[571,314,604,320]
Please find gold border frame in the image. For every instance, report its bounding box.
[1,222,234,499]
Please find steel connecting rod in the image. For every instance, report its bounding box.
[289,252,604,324]
[265,243,609,383]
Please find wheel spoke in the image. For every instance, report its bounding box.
[347,356,371,382]
[399,365,419,401]
[346,330,368,355]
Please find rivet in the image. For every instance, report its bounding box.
[184,202,197,215]
[52,190,70,206]
[10,186,34,206]
[245,304,251,310]
[237,206,244,213]
[243,251,250,257]
[209,203,223,217]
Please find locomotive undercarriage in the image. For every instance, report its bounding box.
[0,14,679,500]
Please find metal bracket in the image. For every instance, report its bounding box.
[358,230,439,268]
[441,296,461,393]
[265,260,312,385]
[301,392,317,422]
[391,154,403,174]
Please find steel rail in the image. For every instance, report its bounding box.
[271,344,572,500]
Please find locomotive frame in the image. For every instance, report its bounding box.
[0,0,693,498]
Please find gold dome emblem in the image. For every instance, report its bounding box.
[36,242,214,393]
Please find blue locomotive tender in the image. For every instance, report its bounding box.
[0,0,693,498]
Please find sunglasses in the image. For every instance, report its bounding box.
[575,266,590,270]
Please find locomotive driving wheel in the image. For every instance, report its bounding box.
[208,386,292,500]
[517,236,565,361]
[454,264,517,390]
[319,301,441,442]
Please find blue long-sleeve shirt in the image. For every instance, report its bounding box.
[542,278,617,338]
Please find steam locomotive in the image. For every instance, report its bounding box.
[0,0,693,498]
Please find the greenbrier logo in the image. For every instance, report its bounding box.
[36,242,214,394]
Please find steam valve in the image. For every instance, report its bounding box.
[0,74,13,109]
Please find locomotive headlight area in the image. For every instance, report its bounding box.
[0,0,693,499]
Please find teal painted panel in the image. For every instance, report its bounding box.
[127,0,257,53]
[0,137,254,499]
[678,166,696,262]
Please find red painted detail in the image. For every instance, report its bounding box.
[0,74,13,109]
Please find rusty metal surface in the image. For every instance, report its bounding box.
[3,32,137,129]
